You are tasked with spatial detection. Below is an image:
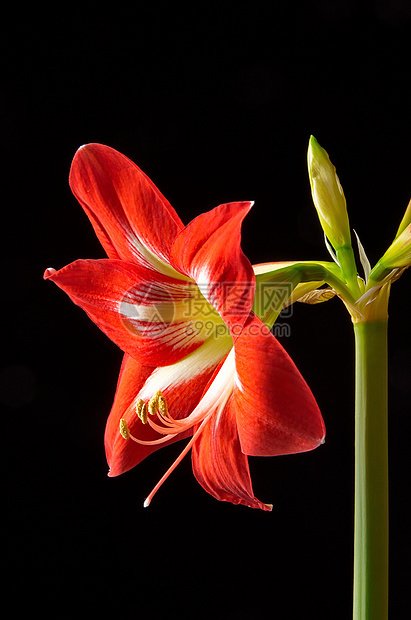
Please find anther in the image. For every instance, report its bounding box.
[119,418,130,439]
[148,390,162,417]
[136,399,148,424]
[158,395,168,418]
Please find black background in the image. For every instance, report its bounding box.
[2,2,411,618]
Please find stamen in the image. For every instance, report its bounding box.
[148,390,162,417]
[136,399,148,424]
[145,390,175,430]
[158,395,168,418]
[118,391,180,446]
[119,416,178,445]
[119,418,130,439]
[146,415,177,435]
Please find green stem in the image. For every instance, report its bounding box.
[353,320,389,620]
[337,245,362,297]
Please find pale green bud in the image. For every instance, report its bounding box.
[379,223,411,270]
[394,197,411,239]
[307,136,351,251]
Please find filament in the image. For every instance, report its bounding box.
[143,414,211,507]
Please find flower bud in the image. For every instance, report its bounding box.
[378,224,411,270]
[394,197,411,240]
[307,136,351,251]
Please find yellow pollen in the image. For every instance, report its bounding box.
[136,399,148,424]
[158,395,168,418]
[119,418,130,439]
[148,390,162,416]
[146,390,171,420]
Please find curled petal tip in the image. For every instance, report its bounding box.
[244,200,255,212]
[43,267,56,279]
[107,466,122,478]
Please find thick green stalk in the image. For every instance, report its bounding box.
[337,245,362,298]
[353,320,389,620]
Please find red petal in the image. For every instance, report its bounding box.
[69,143,184,275]
[44,259,211,366]
[191,398,272,511]
[234,314,325,456]
[169,202,255,335]
[105,350,221,477]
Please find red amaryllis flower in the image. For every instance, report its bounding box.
[44,144,325,510]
